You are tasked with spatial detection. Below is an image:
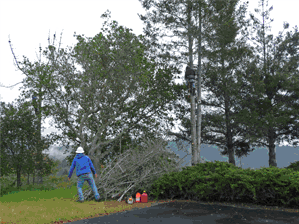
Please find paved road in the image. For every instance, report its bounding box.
[68,200,299,224]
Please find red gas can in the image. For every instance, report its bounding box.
[141,191,148,203]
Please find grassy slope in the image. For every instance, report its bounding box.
[0,161,165,224]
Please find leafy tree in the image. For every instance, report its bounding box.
[0,97,57,188]
[6,32,66,185]
[7,10,188,185]
[0,103,17,178]
[16,132,61,185]
[68,27,178,169]
[0,101,37,183]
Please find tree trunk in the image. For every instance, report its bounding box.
[196,1,202,165]
[268,127,278,167]
[225,90,236,166]
[187,0,197,167]
[33,168,35,185]
[16,166,22,189]
[35,86,44,185]
[27,172,30,185]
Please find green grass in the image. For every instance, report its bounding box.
[0,173,138,224]
[1,179,80,203]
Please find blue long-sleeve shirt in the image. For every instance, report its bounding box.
[68,153,97,178]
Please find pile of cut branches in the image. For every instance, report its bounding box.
[82,136,184,202]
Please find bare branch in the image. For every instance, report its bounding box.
[81,135,184,202]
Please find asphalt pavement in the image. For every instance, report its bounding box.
[67,200,299,224]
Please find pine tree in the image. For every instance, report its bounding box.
[137,0,245,165]
[196,0,258,166]
[229,0,299,168]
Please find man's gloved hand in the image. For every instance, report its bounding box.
[95,174,98,179]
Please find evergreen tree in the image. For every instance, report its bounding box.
[138,0,258,166]
[229,0,299,168]
[195,0,259,166]
[137,0,247,165]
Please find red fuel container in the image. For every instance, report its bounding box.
[141,191,148,203]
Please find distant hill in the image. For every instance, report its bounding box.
[39,139,299,174]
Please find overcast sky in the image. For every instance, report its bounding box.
[1,0,299,168]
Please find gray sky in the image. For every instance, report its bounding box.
[1,0,299,169]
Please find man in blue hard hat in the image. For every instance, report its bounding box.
[68,146,100,203]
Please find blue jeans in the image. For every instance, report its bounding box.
[77,173,100,201]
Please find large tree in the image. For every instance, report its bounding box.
[227,0,299,168]
[67,24,183,169]
[7,10,189,194]
[5,33,65,185]
[193,0,259,166]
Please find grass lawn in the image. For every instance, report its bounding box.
[0,172,164,224]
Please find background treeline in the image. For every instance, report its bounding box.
[1,0,299,188]
[0,98,60,188]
